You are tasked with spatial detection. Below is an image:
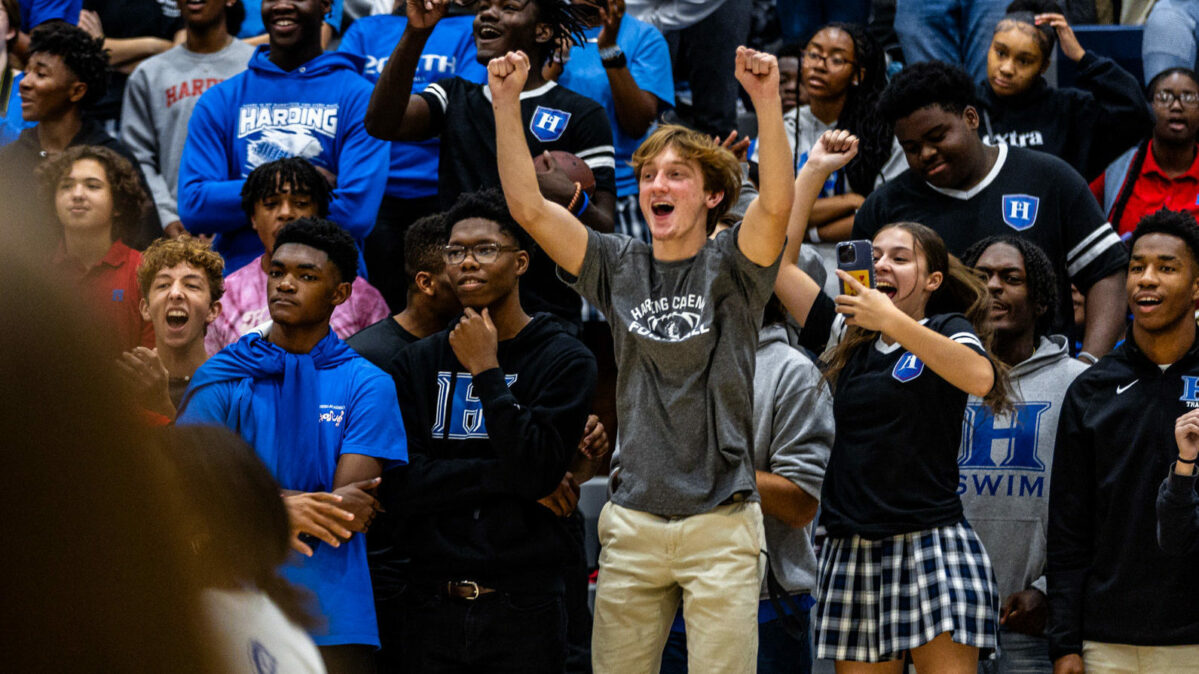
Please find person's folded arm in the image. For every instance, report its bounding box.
[177,95,247,233]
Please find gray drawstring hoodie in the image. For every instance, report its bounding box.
[959,334,1087,600]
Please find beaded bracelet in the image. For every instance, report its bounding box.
[566,181,582,212]
[572,191,590,217]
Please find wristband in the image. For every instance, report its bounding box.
[1179,455,1198,464]
[566,181,582,211]
[572,190,590,217]
[600,46,626,69]
[807,227,821,243]
[1077,351,1098,365]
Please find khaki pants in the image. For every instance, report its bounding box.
[1082,641,1199,673]
[591,501,764,674]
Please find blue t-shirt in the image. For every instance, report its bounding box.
[339,13,486,199]
[177,333,407,647]
[557,18,673,197]
[237,0,342,38]
[19,0,81,28]
[1,71,33,147]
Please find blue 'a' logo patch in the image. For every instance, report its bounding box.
[111,289,124,302]
[1181,376,1199,402]
[1001,194,1040,231]
[529,106,571,142]
[892,352,925,382]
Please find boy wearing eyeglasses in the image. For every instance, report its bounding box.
[386,188,597,673]
[366,0,617,332]
[1091,68,1199,237]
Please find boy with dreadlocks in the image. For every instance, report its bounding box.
[958,236,1086,674]
[366,0,616,332]
[206,157,388,354]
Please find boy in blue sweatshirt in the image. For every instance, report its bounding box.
[178,0,388,276]
[178,218,407,673]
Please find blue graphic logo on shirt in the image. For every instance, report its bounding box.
[112,289,124,302]
[529,106,572,142]
[1181,376,1199,403]
[250,640,278,674]
[431,371,519,440]
[959,401,1051,470]
[1001,194,1040,231]
[892,353,925,382]
[237,103,338,174]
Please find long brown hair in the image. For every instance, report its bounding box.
[823,221,1012,412]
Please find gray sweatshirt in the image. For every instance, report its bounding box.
[752,323,833,598]
[959,335,1087,600]
[607,323,832,597]
[120,40,254,227]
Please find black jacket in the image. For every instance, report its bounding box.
[975,51,1152,181]
[0,119,162,250]
[385,313,597,593]
[1047,333,1199,659]
[1156,467,1199,556]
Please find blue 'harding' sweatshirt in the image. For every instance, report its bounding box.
[178,46,388,274]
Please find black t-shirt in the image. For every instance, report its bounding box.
[418,77,616,325]
[344,315,420,596]
[345,316,418,377]
[852,145,1127,333]
[168,376,190,411]
[803,296,989,539]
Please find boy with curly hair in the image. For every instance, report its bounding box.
[0,22,160,247]
[119,235,225,421]
[41,144,155,356]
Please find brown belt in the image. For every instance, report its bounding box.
[445,580,497,600]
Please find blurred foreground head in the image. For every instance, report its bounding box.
[0,227,218,672]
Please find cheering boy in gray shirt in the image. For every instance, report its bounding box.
[120,0,253,237]
[489,44,794,673]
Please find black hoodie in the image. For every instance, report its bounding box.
[1046,332,1199,660]
[976,51,1152,181]
[385,313,597,593]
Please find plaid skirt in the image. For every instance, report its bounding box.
[814,521,1000,663]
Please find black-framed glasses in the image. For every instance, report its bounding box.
[802,50,854,70]
[443,243,520,265]
[1154,90,1199,108]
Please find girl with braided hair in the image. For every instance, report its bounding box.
[751,22,905,281]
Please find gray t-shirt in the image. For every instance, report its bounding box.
[562,225,780,516]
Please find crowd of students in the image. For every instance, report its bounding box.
[4,0,1199,672]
